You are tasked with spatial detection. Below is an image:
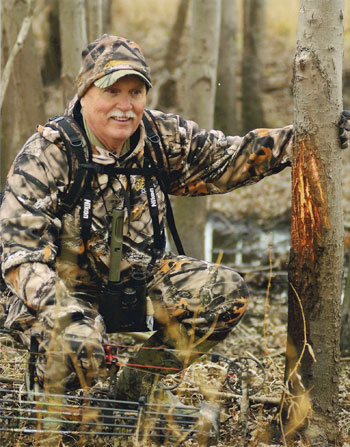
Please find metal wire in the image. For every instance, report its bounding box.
[0,387,201,440]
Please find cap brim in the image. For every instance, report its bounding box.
[94,69,152,89]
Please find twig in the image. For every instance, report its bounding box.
[0,15,33,109]
[0,375,24,384]
[180,386,281,405]
[239,372,249,437]
[263,236,274,353]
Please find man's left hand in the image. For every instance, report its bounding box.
[339,110,350,149]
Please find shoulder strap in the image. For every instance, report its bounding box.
[142,111,185,256]
[142,110,166,173]
[46,115,92,217]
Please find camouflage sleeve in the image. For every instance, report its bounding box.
[150,111,293,196]
[0,128,70,313]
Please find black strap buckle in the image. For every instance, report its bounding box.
[147,133,161,144]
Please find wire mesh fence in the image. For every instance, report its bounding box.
[0,385,220,446]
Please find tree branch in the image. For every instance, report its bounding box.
[0,15,33,110]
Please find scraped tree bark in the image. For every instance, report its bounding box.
[215,0,238,135]
[285,1,344,443]
[1,0,45,188]
[172,0,221,259]
[241,0,266,133]
[59,0,87,103]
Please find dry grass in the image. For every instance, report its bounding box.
[1,287,350,446]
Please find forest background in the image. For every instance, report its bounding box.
[1,1,350,446]
[2,0,350,223]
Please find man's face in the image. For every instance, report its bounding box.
[81,74,147,154]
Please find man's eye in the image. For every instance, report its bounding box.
[105,87,118,95]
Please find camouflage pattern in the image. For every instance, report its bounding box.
[0,93,293,390]
[76,34,152,98]
[339,110,350,149]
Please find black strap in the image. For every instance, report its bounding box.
[144,157,165,256]
[48,115,91,216]
[142,112,185,256]
[48,115,95,266]
[142,111,165,172]
[47,113,185,257]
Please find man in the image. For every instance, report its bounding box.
[0,35,349,407]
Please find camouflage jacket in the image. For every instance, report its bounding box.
[0,98,292,328]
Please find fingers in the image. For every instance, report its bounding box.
[339,110,350,150]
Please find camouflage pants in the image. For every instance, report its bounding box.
[7,255,249,391]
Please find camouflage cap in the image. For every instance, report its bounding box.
[76,34,152,98]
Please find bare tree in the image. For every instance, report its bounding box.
[215,0,238,135]
[241,0,266,133]
[39,0,61,85]
[59,0,87,103]
[101,0,112,33]
[157,0,190,110]
[285,1,344,443]
[86,0,103,42]
[1,0,45,188]
[172,0,221,259]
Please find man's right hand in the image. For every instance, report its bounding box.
[339,110,350,149]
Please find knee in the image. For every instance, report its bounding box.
[208,268,249,335]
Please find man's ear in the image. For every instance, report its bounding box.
[80,96,85,107]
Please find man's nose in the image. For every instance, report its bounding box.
[116,94,132,110]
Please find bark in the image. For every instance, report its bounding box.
[1,0,45,189]
[241,0,266,133]
[41,0,61,84]
[215,0,238,135]
[340,255,350,356]
[101,0,112,33]
[172,0,221,259]
[285,1,344,443]
[59,0,87,103]
[157,0,190,109]
[86,0,103,42]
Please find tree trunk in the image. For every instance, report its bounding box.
[241,0,266,133]
[59,0,87,103]
[172,0,221,259]
[340,254,350,356]
[101,0,112,34]
[1,0,45,189]
[285,1,344,443]
[215,0,238,135]
[41,0,61,85]
[86,0,103,42]
[157,0,190,110]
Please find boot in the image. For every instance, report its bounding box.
[114,321,219,402]
[113,322,220,444]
